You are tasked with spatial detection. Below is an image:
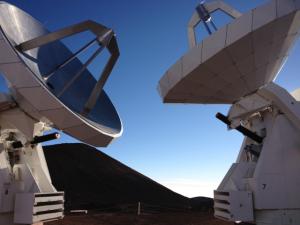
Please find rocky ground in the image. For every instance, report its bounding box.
[48,212,233,225]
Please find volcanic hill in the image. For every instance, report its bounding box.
[43,143,192,210]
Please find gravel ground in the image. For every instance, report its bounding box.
[48,212,233,225]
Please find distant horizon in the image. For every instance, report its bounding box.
[2,0,300,198]
[45,142,213,199]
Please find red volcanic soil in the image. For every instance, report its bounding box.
[48,212,232,225]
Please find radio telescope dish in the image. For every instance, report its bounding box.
[158,1,300,225]
[158,0,300,104]
[0,2,123,224]
[0,2,122,147]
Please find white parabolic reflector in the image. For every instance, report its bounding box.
[0,2,123,147]
[158,0,300,104]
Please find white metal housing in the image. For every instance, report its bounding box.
[158,1,300,224]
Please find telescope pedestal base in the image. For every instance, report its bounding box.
[255,210,300,225]
[0,215,43,225]
[0,106,64,225]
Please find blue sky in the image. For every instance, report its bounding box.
[2,0,300,197]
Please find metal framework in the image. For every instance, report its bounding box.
[16,20,120,115]
[187,0,241,48]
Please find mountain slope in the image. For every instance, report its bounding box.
[43,143,190,210]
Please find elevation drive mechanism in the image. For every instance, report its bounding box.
[158,1,300,224]
[0,2,123,224]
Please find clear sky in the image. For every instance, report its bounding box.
[2,0,300,197]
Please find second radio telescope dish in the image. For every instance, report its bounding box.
[158,0,300,104]
[0,2,122,146]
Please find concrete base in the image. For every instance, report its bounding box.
[256,210,300,225]
[0,214,14,225]
[0,214,44,225]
